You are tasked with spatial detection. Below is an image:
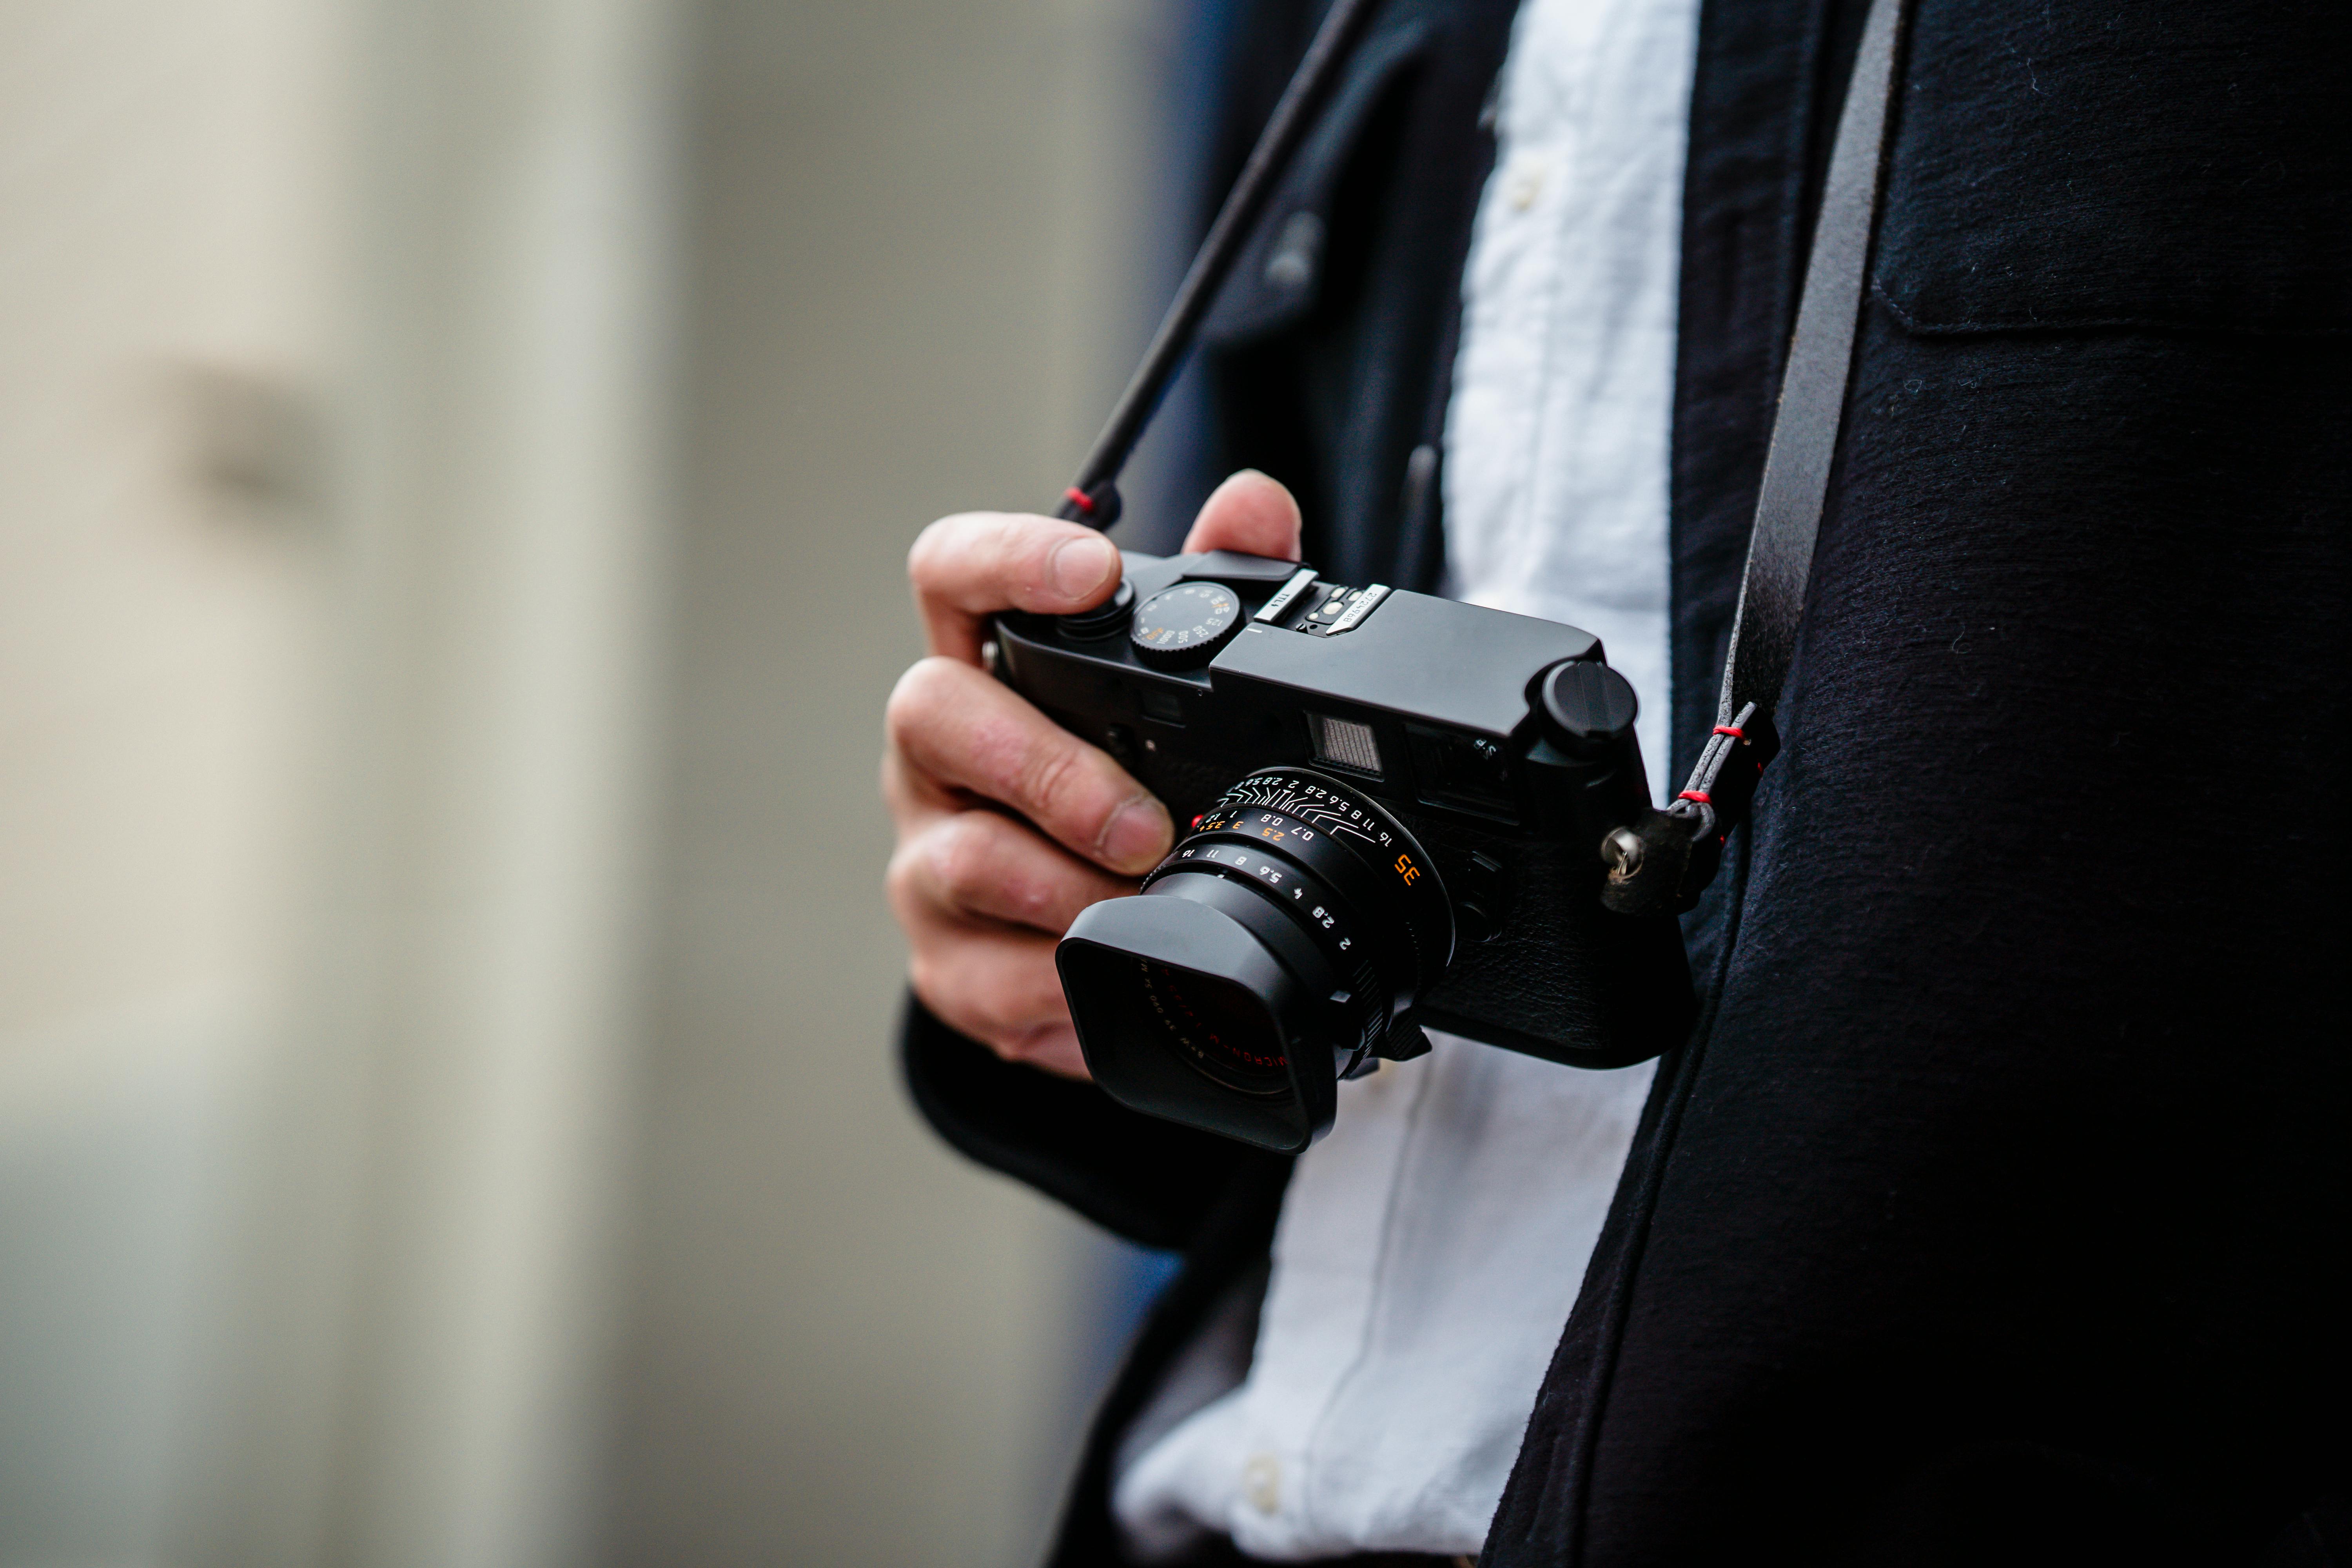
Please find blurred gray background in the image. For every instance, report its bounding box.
[0,0,1202,1564]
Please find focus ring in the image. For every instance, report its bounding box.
[1192,767,1454,993]
[1174,818,1427,1006]
[1142,845,1385,1067]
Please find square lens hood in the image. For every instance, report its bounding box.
[1057,895,1336,1152]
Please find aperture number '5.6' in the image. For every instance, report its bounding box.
[1173,839,1357,952]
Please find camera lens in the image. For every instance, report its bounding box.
[1056,767,1454,1151]
[1137,960,1289,1096]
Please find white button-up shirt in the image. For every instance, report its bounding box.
[1114,0,1700,1553]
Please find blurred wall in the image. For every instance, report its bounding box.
[0,0,1177,1566]
[0,0,339,1560]
[596,1,1178,1564]
[239,2,687,1565]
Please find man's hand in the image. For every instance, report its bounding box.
[883,471,1304,1078]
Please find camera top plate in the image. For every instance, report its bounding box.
[1218,592,1598,740]
[993,548,1613,835]
[1004,548,1602,738]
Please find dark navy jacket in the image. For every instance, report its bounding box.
[905,0,2352,1560]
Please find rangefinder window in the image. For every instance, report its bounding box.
[1308,712,1383,776]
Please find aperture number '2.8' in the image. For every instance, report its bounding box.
[1175,841,1356,951]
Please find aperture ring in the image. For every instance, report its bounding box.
[1176,812,1432,1001]
[1143,845,1385,1067]
[1199,769,1454,985]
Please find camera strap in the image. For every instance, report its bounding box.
[1050,0,1907,913]
[1053,0,1383,528]
[1608,0,1911,912]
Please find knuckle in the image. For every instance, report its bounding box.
[906,948,950,1012]
[908,953,1023,1058]
[927,815,996,909]
[883,841,924,913]
[997,1027,1060,1069]
[1009,864,1070,927]
[983,1029,1039,1067]
[973,970,1059,1047]
[1020,740,1099,834]
[905,514,968,588]
[883,657,956,743]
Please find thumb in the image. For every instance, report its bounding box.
[1180,469,1303,561]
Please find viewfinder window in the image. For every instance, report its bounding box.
[1406,723,1516,824]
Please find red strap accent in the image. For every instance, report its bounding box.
[1679,789,1713,804]
[1712,724,1745,737]
[1064,486,1096,515]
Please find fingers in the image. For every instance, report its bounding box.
[908,511,1124,662]
[881,761,1111,1080]
[885,656,1172,875]
[889,808,1135,934]
[906,474,1299,663]
[1181,469,1303,561]
[888,473,1301,1084]
[901,907,1091,1079]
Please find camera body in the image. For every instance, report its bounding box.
[995,547,1692,1151]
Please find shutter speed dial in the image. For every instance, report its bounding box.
[1129,582,1245,669]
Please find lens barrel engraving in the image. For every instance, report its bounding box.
[1131,767,1454,1090]
[1183,770,1453,987]
[1147,835,1382,1066]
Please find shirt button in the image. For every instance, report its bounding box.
[1243,1453,1281,1515]
[1504,155,1546,211]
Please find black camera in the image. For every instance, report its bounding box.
[995,548,1693,1152]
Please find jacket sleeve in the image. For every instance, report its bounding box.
[898,995,1262,1251]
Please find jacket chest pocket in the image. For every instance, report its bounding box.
[1871,0,2350,337]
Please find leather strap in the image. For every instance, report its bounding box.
[1714,0,1907,732]
[1608,0,1909,914]
[1053,0,1383,527]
